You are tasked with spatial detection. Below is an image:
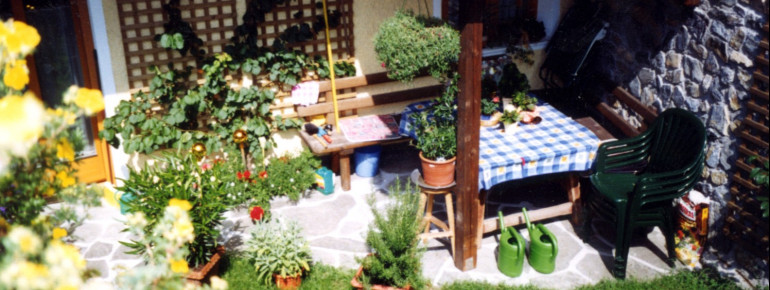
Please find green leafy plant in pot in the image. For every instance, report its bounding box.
[352,181,425,289]
[118,152,228,272]
[246,218,312,289]
[375,10,461,187]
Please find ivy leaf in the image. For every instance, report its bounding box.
[259,103,270,115]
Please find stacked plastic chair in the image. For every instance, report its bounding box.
[583,108,707,279]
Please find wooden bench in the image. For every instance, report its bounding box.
[295,72,443,191]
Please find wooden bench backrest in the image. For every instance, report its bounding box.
[296,72,443,124]
[595,82,659,137]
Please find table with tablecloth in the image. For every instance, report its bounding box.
[399,99,602,232]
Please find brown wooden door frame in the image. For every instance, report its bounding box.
[9,0,114,184]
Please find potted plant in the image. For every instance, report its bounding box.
[375,11,460,187]
[500,105,521,134]
[118,152,228,283]
[411,75,459,187]
[480,76,502,127]
[352,182,425,289]
[246,219,312,289]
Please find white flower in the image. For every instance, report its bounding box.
[237,192,242,196]
[210,276,228,290]
[210,176,216,182]
[7,227,41,255]
[152,175,160,184]
[126,212,148,229]
[229,182,234,187]
[289,178,294,182]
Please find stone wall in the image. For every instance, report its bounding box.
[589,0,767,286]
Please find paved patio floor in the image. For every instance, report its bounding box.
[73,144,685,288]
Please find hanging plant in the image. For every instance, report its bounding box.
[374,10,460,83]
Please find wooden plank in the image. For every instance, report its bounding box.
[743,118,769,135]
[760,39,769,50]
[757,53,769,67]
[739,130,770,148]
[574,116,616,140]
[611,86,658,123]
[483,202,573,232]
[747,100,770,118]
[296,84,442,117]
[750,85,769,101]
[737,145,769,164]
[454,0,484,271]
[754,70,769,84]
[596,102,641,137]
[732,173,760,191]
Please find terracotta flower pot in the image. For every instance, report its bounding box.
[186,246,226,285]
[419,152,456,187]
[274,272,302,290]
[351,264,412,290]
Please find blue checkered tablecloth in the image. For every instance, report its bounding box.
[399,100,600,190]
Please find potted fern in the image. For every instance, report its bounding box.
[246,219,312,289]
[351,182,425,289]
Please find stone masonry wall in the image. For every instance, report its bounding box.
[591,0,768,286]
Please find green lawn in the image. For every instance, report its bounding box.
[220,255,740,290]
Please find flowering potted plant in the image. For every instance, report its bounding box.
[411,75,458,187]
[118,152,228,282]
[246,219,312,289]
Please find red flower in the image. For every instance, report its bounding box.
[381,62,386,68]
[259,170,268,179]
[492,97,500,103]
[200,163,212,171]
[250,206,264,221]
[237,170,252,180]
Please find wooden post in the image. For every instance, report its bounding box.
[453,0,484,271]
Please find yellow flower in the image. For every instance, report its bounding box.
[56,170,75,188]
[169,198,192,211]
[3,59,29,90]
[52,227,67,240]
[0,20,41,55]
[8,227,41,255]
[56,138,75,162]
[0,93,45,157]
[170,258,189,273]
[72,88,104,115]
[48,108,77,125]
[102,187,120,209]
[55,286,78,290]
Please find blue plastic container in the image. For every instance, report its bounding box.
[354,145,382,177]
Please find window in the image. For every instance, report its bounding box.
[437,0,561,56]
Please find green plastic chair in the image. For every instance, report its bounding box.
[583,108,706,279]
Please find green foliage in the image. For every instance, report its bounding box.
[0,108,101,227]
[747,155,769,218]
[359,181,425,289]
[411,73,458,161]
[512,91,538,111]
[222,257,354,290]
[500,109,521,125]
[498,63,530,99]
[576,268,741,290]
[374,10,460,83]
[481,98,500,116]
[158,0,206,61]
[118,152,227,267]
[260,150,321,201]
[246,219,312,285]
[159,33,185,50]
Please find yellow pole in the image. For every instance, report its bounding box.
[321,0,340,129]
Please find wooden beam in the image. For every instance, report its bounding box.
[454,0,484,272]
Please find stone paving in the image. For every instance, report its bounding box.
[73,144,685,288]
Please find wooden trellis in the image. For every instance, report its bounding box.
[254,0,354,59]
[722,23,769,261]
[116,0,354,90]
[117,0,238,89]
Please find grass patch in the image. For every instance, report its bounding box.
[220,255,355,289]
[220,255,740,290]
[575,268,741,290]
